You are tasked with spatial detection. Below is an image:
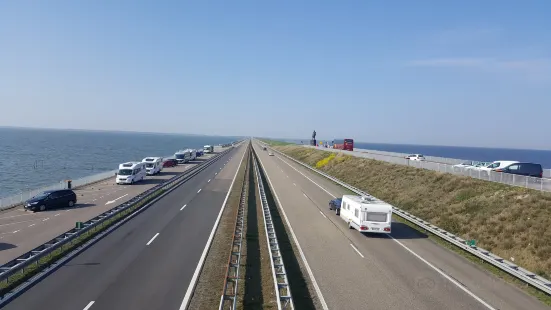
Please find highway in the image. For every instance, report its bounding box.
[0,149,225,265]
[2,143,247,310]
[253,142,548,310]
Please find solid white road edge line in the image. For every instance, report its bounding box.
[179,145,246,310]
[350,244,364,258]
[255,149,329,310]
[275,146,496,310]
[83,300,95,310]
[146,233,160,245]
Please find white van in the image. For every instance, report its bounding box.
[142,157,163,175]
[116,162,146,185]
[203,145,214,153]
[175,150,192,164]
[339,195,392,234]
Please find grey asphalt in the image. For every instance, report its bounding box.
[254,142,548,310]
[2,143,247,310]
[0,149,224,265]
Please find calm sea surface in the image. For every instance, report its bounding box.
[0,127,241,198]
[281,138,551,168]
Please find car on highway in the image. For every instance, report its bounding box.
[163,158,178,168]
[24,189,77,212]
[268,152,274,156]
[494,162,543,178]
[405,154,425,161]
[329,198,342,215]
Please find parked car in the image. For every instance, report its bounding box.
[406,154,425,161]
[163,159,178,168]
[268,152,274,156]
[24,189,77,212]
[494,162,543,178]
[329,198,342,215]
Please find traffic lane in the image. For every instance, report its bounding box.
[268,147,547,310]
[254,145,488,310]
[0,153,224,265]
[90,182,231,310]
[2,146,243,310]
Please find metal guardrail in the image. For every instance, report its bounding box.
[302,145,551,193]
[0,147,234,301]
[219,147,249,310]
[252,150,294,310]
[259,141,551,296]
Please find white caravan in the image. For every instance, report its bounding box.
[203,145,214,153]
[175,150,192,164]
[184,149,197,161]
[142,157,163,175]
[116,162,146,185]
[339,195,392,234]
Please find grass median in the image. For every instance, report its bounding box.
[274,144,551,303]
[187,145,250,310]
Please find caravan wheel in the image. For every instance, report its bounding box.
[348,221,352,229]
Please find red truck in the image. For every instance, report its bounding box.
[333,139,354,151]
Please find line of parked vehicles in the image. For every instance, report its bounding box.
[452,160,543,178]
[24,145,217,212]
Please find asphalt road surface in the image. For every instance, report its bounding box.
[0,149,226,265]
[1,143,247,310]
[254,142,547,310]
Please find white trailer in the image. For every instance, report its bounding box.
[203,145,214,153]
[175,150,192,164]
[339,195,392,234]
[142,157,163,175]
[185,149,197,161]
[116,162,146,185]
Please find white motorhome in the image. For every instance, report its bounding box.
[203,145,214,153]
[339,195,392,234]
[175,150,192,164]
[185,149,197,161]
[116,162,146,185]
[142,157,163,175]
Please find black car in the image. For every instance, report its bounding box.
[24,189,77,212]
[495,162,543,178]
[329,198,342,215]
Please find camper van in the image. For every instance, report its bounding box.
[203,145,214,153]
[338,195,392,234]
[116,162,147,185]
[142,157,163,175]
[175,150,192,164]
[187,149,197,161]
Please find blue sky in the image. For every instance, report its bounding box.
[1,1,550,149]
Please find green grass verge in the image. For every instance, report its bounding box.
[0,188,166,296]
[259,139,294,146]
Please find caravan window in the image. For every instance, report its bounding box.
[363,212,388,222]
[354,208,359,218]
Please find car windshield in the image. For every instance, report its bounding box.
[118,169,133,175]
[33,192,51,199]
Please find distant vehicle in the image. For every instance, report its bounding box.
[204,145,214,153]
[116,162,146,185]
[196,150,204,157]
[25,189,77,212]
[333,139,354,151]
[184,149,197,161]
[329,198,342,215]
[453,161,475,169]
[406,154,425,161]
[163,159,178,168]
[175,150,192,164]
[142,157,163,175]
[479,160,519,172]
[268,152,274,156]
[262,146,267,151]
[494,162,543,178]
[338,195,392,234]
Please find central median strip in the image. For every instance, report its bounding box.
[0,147,235,306]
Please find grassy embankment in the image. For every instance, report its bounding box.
[267,142,551,302]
